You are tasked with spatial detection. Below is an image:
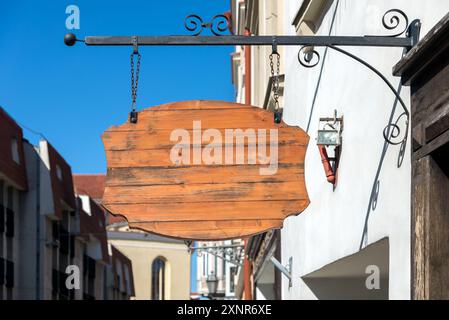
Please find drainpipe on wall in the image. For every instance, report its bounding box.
[243,27,253,301]
[243,239,252,300]
[35,147,41,300]
[244,28,251,106]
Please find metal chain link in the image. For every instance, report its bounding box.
[269,52,281,111]
[130,51,141,112]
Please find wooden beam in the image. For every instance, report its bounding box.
[412,155,449,299]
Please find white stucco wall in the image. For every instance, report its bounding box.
[280,0,449,300]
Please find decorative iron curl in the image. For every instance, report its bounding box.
[210,14,229,36]
[382,112,408,145]
[184,14,204,36]
[381,9,409,37]
[397,133,407,168]
[184,14,230,36]
[298,46,321,68]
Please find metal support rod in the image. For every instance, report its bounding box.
[202,250,243,267]
[270,256,291,288]
[190,244,244,251]
[72,35,413,48]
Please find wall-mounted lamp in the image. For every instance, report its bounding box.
[317,110,343,186]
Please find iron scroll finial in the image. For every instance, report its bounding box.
[184,14,230,36]
[297,46,320,68]
[298,9,412,69]
[381,9,409,37]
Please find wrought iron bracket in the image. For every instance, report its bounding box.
[63,9,420,153]
[64,10,418,49]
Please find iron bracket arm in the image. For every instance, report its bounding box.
[66,34,414,48]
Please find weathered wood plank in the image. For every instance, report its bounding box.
[104,144,305,168]
[102,100,310,240]
[412,129,449,161]
[412,154,449,299]
[152,100,251,110]
[103,128,307,151]
[129,219,284,240]
[107,200,308,222]
[106,165,303,186]
[107,108,280,131]
[103,180,307,204]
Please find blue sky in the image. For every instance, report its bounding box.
[0,0,235,173]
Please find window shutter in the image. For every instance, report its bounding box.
[60,228,69,254]
[52,269,59,295]
[0,257,4,286]
[5,260,14,288]
[70,235,75,258]
[5,208,14,238]
[0,204,4,234]
[88,257,96,279]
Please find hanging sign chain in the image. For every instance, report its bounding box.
[270,41,282,124]
[130,36,141,123]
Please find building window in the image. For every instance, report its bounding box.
[0,200,4,235]
[151,257,166,300]
[5,208,14,238]
[11,138,20,165]
[5,260,14,288]
[83,254,96,300]
[229,267,237,294]
[56,165,63,182]
[202,254,206,277]
[0,258,4,286]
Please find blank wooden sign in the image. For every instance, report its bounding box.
[102,100,309,240]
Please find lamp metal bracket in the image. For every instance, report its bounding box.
[270,256,292,288]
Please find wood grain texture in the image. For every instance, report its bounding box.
[102,100,310,240]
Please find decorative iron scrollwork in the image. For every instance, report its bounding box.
[381,9,409,37]
[382,111,408,146]
[297,46,321,68]
[297,9,411,68]
[185,14,230,36]
[296,9,412,159]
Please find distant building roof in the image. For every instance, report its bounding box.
[73,173,127,225]
[0,106,28,190]
[73,174,106,202]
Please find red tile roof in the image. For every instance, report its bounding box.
[73,174,106,201]
[0,107,28,190]
[45,141,76,218]
[73,174,127,225]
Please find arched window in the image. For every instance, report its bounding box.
[151,257,166,300]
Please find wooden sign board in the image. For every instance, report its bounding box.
[102,100,309,240]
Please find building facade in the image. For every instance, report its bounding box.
[0,106,134,300]
[73,174,191,300]
[231,0,449,300]
[193,240,243,300]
